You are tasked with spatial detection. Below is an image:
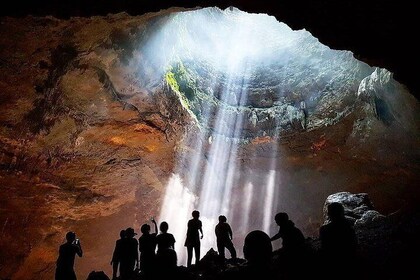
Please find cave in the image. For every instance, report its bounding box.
[0,3,419,280]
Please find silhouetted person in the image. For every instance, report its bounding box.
[220,230,274,280]
[55,231,83,280]
[138,219,158,277]
[319,202,358,280]
[155,248,178,279]
[271,212,305,252]
[120,227,139,280]
[111,230,125,280]
[156,221,176,254]
[184,210,203,267]
[86,271,110,280]
[270,212,306,279]
[215,215,236,261]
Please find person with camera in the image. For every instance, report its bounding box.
[55,231,83,280]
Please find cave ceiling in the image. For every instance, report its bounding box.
[2,0,417,98]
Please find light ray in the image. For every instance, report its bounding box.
[136,7,374,266]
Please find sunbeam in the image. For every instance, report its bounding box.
[135,7,376,264]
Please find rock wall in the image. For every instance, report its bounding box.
[0,8,418,280]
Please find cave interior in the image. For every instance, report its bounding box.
[0,1,418,280]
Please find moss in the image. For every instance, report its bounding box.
[165,71,180,92]
[165,66,192,112]
[169,61,197,102]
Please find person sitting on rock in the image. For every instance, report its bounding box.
[319,202,358,279]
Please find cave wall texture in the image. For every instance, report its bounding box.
[1,0,417,98]
[0,2,418,280]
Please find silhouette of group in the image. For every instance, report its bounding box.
[55,203,358,280]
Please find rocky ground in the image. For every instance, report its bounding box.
[0,8,419,280]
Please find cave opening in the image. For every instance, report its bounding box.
[126,7,416,262]
[0,5,419,278]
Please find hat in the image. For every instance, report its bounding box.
[125,227,137,237]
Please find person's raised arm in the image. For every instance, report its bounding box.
[75,239,83,257]
[151,217,158,234]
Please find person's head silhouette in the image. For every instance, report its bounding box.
[192,210,200,219]
[141,224,151,234]
[243,230,272,266]
[218,215,227,223]
[327,202,345,222]
[119,229,126,239]
[66,231,76,243]
[160,222,169,233]
[125,227,137,238]
[274,212,289,226]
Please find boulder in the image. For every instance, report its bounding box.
[323,192,374,223]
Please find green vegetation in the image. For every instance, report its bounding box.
[165,60,259,126]
[165,71,180,92]
[165,61,199,117]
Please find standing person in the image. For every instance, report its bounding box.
[111,230,125,280]
[55,231,83,280]
[138,218,158,276]
[156,221,176,254]
[184,210,203,267]
[215,215,236,261]
[120,227,139,280]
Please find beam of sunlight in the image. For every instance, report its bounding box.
[135,6,375,265]
[152,7,307,263]
[263,170,276,233]
[241,182,254,232]
[158,174,196,265]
